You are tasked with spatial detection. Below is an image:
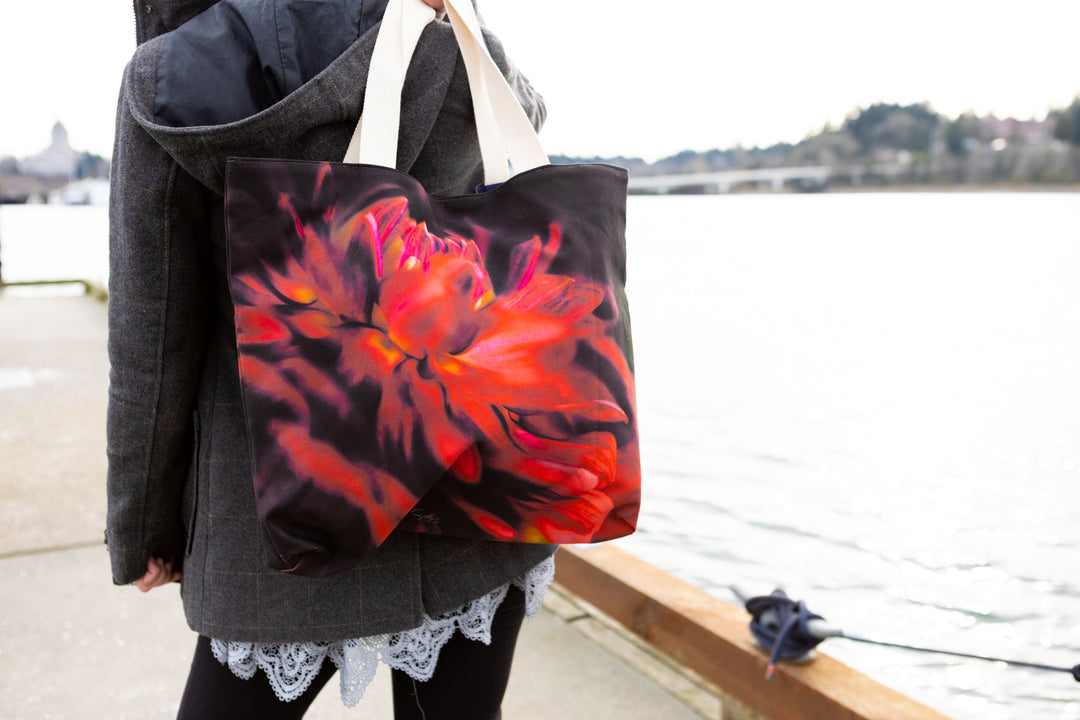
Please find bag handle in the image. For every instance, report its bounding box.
[344,0,548,185]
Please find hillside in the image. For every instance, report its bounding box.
[554,100,1080,189]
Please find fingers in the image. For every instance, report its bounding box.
[133,558,162,593]
[133,557,182,593]
[141,558,180,591]
[420,0,446,17]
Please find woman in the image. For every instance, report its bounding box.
[106,1,555,717]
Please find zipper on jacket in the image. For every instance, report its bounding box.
[132,1,140,45]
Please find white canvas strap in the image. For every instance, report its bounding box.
[345,0,548,185]
[345,0,434,168]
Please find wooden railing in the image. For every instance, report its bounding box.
[554,545,951,720]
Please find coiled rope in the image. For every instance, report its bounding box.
[737,588,1080,682]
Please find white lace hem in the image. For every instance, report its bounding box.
[210,556,555,707]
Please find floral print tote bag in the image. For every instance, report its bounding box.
[225,0,639,576]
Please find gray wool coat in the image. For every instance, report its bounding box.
[107,0,556,643]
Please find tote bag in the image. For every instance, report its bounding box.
[226,0,639,577]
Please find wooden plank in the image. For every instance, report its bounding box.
[554,545,951,720]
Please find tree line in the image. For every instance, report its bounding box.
[555,98,1080,188]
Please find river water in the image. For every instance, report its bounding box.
[2,193,1079,719]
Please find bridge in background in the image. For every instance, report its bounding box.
[627,164,906,194]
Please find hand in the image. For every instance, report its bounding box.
[134,557,181,593]
[420,0,446,17]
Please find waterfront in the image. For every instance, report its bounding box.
[617,192,1080,720]
[2,193,1079,719]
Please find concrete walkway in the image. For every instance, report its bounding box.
[0,286,704,720]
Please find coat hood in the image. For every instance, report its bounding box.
[153,0,388,127]
[119,0,538,196]
[120,12,461,193]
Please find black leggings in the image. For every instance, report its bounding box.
[176,586,526,720]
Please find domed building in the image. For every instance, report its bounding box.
[20,122,79,179]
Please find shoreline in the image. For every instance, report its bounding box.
[629,182,1080,196]
[819,182,1080,194]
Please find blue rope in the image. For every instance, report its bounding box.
[742,588,1080,682]
[744,589,827,679]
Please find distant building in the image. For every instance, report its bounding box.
[983,115,1056,146]
[20,122,79,179]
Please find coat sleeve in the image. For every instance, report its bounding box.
[106,53,209,585]
[481,26,546,132]
[468,1,546,130]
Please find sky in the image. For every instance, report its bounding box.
[3,0,1079,163]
